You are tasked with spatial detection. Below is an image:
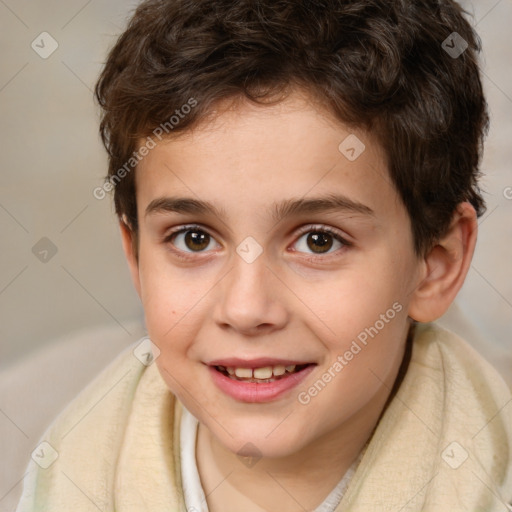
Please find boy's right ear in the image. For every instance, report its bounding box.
[119,216,142,298]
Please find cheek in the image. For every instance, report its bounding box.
[137,261,201,350]
[305,265,402,340]
[138,246,195,317]
[296,295,408,434]
[302,255,411,392]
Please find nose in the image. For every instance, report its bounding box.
[214,255,289,337]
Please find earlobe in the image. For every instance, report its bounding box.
[408,202,478,322]
[119,216,142,298]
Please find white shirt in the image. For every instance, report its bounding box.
[180,406,365,512]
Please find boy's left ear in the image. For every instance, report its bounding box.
[408,202,478,323]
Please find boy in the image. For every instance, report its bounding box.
[16,0,512,510]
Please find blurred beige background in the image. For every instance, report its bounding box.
[0,0,511,509]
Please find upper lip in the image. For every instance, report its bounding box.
[206,357,315,368]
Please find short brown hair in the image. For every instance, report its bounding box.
[94,0,488,256]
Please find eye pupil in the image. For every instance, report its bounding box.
[185,231,210,251]
[307,232,333,253]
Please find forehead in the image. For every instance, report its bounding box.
[135,90,400,225]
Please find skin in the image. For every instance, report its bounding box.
[120,89,477,511]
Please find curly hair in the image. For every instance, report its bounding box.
[94,0,488,256]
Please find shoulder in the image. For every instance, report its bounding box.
[409,322,512,471]
[44,338,152,440]
[15,338,158,511]
[340,323,512,510]
[412,322,511,399]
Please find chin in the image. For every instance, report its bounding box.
[209,419,309,459]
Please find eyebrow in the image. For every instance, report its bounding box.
[144,194,374,223]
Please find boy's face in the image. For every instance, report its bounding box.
[128,90,423,458]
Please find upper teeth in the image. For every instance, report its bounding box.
[224,365,296,379]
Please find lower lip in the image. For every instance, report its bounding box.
[208,365,315,403]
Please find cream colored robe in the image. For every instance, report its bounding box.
[16,323,512,511]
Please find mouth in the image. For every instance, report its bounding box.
[213,363,312,383]
[206,359,317,403]
[204,357,317,403]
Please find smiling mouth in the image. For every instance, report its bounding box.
[214,364,312,383]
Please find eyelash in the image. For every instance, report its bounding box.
[163,224,352,261]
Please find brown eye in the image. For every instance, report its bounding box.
[293,228,346,256]
[306,232,334,253]
[169,228,219,253]
[184,230,210,251]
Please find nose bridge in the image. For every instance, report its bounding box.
[215,251,288,334]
